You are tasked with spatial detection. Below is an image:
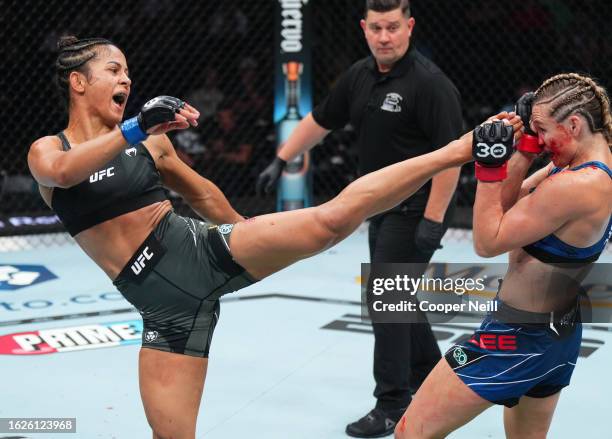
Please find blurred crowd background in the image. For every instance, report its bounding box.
[2,0,611,239]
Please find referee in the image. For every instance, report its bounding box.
[257,0,462,436]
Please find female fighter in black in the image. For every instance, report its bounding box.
[28,36,522,438]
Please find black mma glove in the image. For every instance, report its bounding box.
[514,92,542,154]
[120,95,186,145]
[415,217,445,253]
[472,120,514,182]
[256,157,287,195]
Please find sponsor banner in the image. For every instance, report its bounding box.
[274,0,313,211]
[0,319,142,355]
[0,213,63,236]
[0,264,57,290]
[275,0,312,120]
[361,262,612,324]
[0,291,126,315]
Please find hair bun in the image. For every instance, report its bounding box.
[57,35,80,51]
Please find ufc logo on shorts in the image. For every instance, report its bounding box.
[131,246,154,275]
[474,143,507,159]
[468,333,517,350]
[89,167,115,183]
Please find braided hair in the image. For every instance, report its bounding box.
[55,36,114,109]
[534,73,612,149]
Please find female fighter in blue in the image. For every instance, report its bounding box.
[397,73,612,438]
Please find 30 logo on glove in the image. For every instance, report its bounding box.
[472,120,514,182]
[473,141,510,161]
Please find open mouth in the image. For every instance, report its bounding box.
[112,92,127,109]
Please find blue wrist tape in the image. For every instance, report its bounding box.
[120,117,147,145]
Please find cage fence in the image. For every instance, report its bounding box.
[1,0,610,250]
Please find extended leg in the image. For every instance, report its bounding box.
[231,141,467,279]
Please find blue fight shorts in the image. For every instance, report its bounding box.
[445,300,581,407]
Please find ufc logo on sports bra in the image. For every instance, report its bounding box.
[131,246,154,275]
[89,167,115,183]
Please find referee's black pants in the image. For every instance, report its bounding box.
[367,209,444,412]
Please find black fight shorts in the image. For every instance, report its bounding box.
[113,212,256,357]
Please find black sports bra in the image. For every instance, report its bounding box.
[51,133,167,236]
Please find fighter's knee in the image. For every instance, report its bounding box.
[149,417,193,439]
[149,419,169,439]
[312,206,343,244]
[151,427,192,439]
[152,428,170,439]
[394,415,409,439]
[394,428,423,439]
[394,416,434,439]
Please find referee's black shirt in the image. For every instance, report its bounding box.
[312,45,463,210]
